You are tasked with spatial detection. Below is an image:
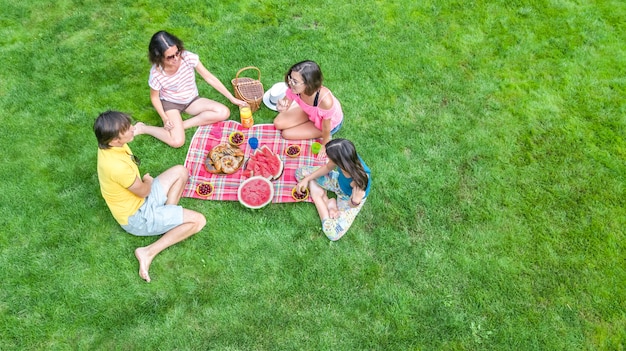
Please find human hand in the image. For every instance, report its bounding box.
[350,187,365,207]
[276,98,290,112]
[142,173,154,183]
[296,179,309,194]
[352,187,365,199]
[232,98,247,107]
[163,119,174,131]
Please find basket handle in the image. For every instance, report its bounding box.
[235,66,261,81]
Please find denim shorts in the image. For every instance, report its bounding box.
[330,121,343,135]
[121,178,183,236]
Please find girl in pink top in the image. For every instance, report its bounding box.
[135,31,246,148]
[274,61,343,158]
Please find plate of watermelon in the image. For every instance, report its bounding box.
[238,176,274,209]
[242,145,283,180]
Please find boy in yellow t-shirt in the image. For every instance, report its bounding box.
[95,111,206,282]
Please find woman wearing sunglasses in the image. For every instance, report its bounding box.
[273,60,344,158]
[135,31,247,148]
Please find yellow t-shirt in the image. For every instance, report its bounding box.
[97,144,145,225]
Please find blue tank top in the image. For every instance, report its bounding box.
[337,155,371,197]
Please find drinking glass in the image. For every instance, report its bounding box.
[248,137,259,150]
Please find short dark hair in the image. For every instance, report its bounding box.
[148,31,185,66]
[94,111,132,149]
[284,60,323,95]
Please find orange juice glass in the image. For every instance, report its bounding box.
[240,106,253,128]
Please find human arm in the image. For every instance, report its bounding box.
[296,161,335,193]
[316,90,335,156]
[349,181,366,207]
[195,61,247,107]
[127,173,154,198]
[150,89,174,130]
[317,118,332,158]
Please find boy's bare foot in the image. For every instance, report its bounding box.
[134,122,145,136]
[327,198,339,219]
[134,247,153,282]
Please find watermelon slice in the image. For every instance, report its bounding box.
[242,146,283,180]
[238,176,274,209]
[266,153,282,179]
[262,145,274,158]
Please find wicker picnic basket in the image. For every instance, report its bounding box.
[231,66,264,112]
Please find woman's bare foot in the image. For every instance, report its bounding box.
[134,122,146,136]
[326,198,339,219]
[134,247,154,282]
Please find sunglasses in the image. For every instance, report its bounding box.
[288,75,304,86]
[130,154,141,166]
[165,50,181,61]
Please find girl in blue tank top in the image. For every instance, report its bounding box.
[295,139,371,241]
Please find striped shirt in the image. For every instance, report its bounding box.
[148,51,200,104]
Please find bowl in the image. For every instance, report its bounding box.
[196,182,214,197]
[229,131,245,146]
[291,186,309,201]
[285,144,301,158]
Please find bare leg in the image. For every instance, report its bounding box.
[134,209,206,282]
[273,100,324,139]
[183,98,230,128]
[273,103,309,131]
[133,165,204,282]
[281,121,323,140]
[155,165,189,205]
[326,198,339,219]
[134,110,186,148]
[309,180,332,221]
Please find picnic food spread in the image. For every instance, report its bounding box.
[205,143,245,174]
[184,120,323,204]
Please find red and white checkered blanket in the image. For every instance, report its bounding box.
[183,120,326,203]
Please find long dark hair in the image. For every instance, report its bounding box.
[284,60,323,95]
[325,139,368,190]
[148,30,185,66]
[94,111,132,149]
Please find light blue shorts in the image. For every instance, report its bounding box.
[121,178,184,236]
[330,121,343,135]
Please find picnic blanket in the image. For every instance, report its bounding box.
[183,120,326,203]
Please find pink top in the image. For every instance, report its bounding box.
[285,88,343,131]
[148,51,199,104]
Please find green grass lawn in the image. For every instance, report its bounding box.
[1,0,625,350]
